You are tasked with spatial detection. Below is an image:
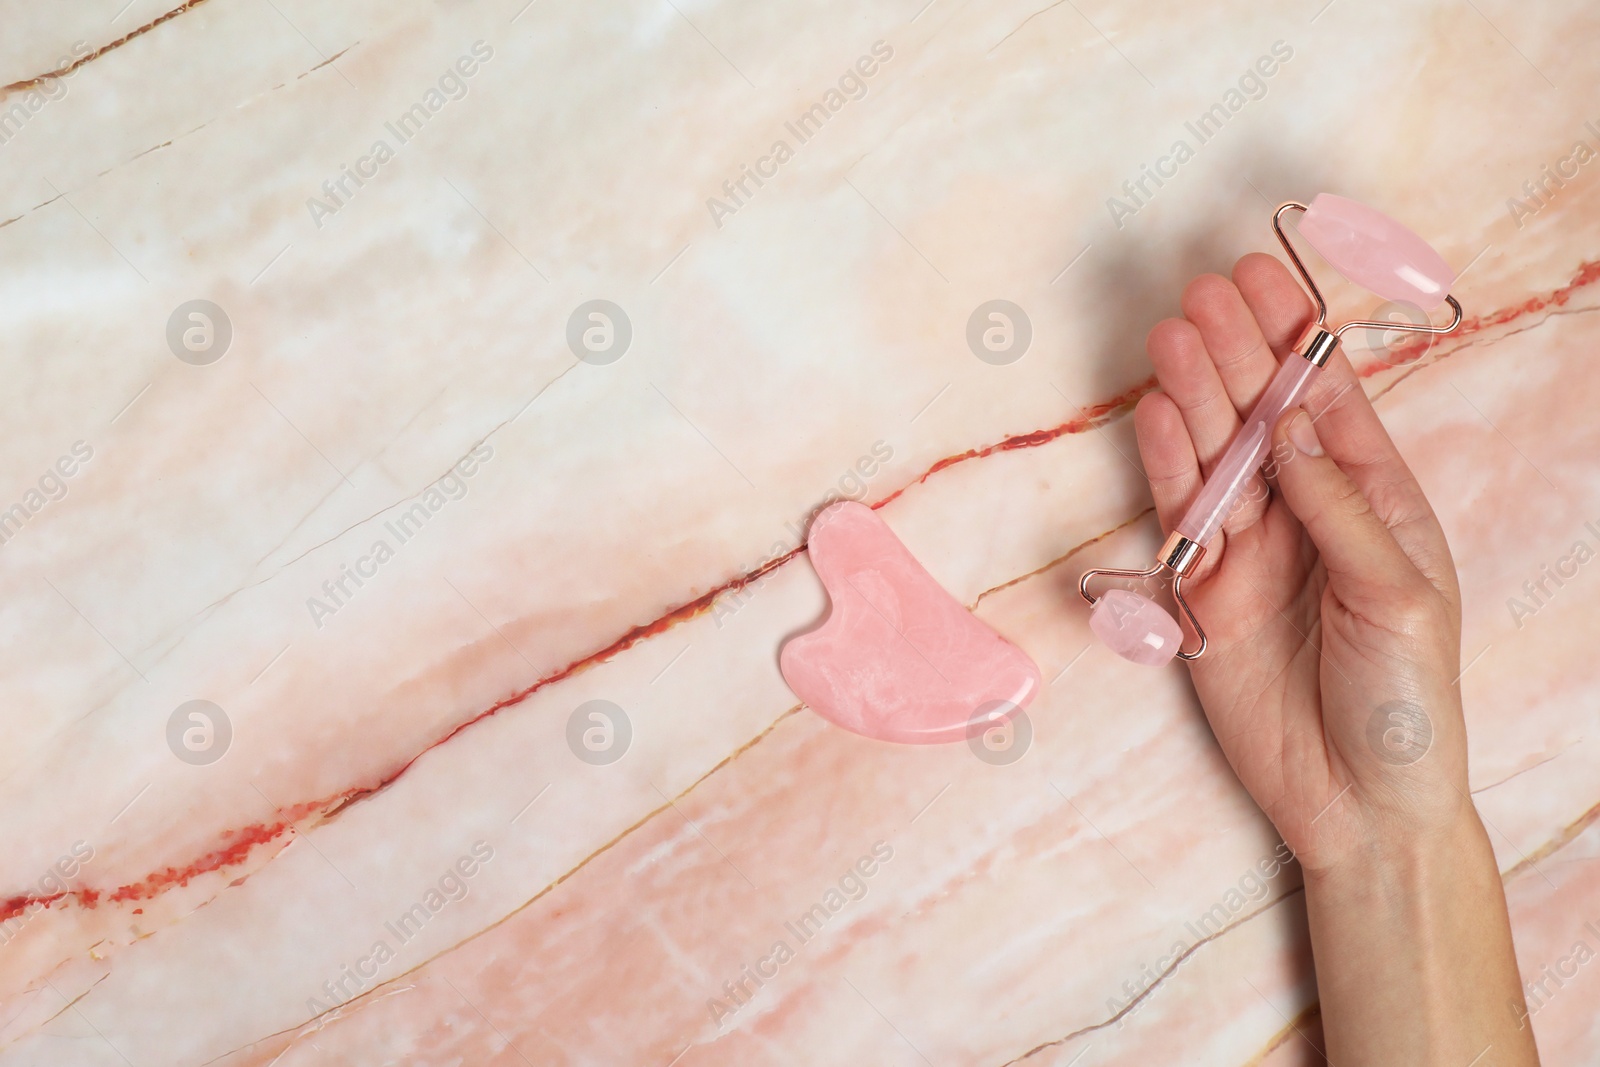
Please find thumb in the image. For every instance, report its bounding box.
[1271,408,1417,601]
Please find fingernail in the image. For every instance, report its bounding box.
[1288,411,1324,457]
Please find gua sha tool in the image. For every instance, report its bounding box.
[1079,196,1465,666]
[780,501,1041,744]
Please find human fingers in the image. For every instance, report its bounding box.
[1144,318,1271,533]
[1270,407,1426,612]
[1232,252,1315,355]
[1133,391,1200,536]
[1180,272,1282,415]
[1144,317,1239,473]
[1236,253,1455,600]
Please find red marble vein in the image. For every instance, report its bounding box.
[0,893,65,925]
[872,376,1153,509]
[1361,258,1600,374]
[0,804,316,922]
[7,258,1596,927]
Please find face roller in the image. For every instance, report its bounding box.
[1078,195,1465,666]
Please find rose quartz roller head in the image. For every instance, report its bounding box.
[1079,195,1465,666]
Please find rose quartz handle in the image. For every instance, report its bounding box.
[1176,355,1321,546]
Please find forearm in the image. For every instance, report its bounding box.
[1304,808,1540,1065]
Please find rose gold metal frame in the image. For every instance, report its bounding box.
[1272,201,1464,346]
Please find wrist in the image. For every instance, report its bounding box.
[1306,801,1492,899]
[1300,802,1538,1065]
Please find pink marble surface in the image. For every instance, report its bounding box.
[1,1,1597,1064]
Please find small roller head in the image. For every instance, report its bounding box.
[1298,193,1456,310]
[1089,589,1184,667]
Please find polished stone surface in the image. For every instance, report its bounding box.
[2,1,1598,1064]
[781,500,1041,743]
[1089,589,1183,667]
[1299,192,1457,309]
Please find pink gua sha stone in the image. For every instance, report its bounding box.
[1297,193,1458,311]
[1088,589,1184,667]
[779,501,1041,745]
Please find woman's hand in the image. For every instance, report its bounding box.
[1135,252,1467,872]
[1134,253,1540,1065]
